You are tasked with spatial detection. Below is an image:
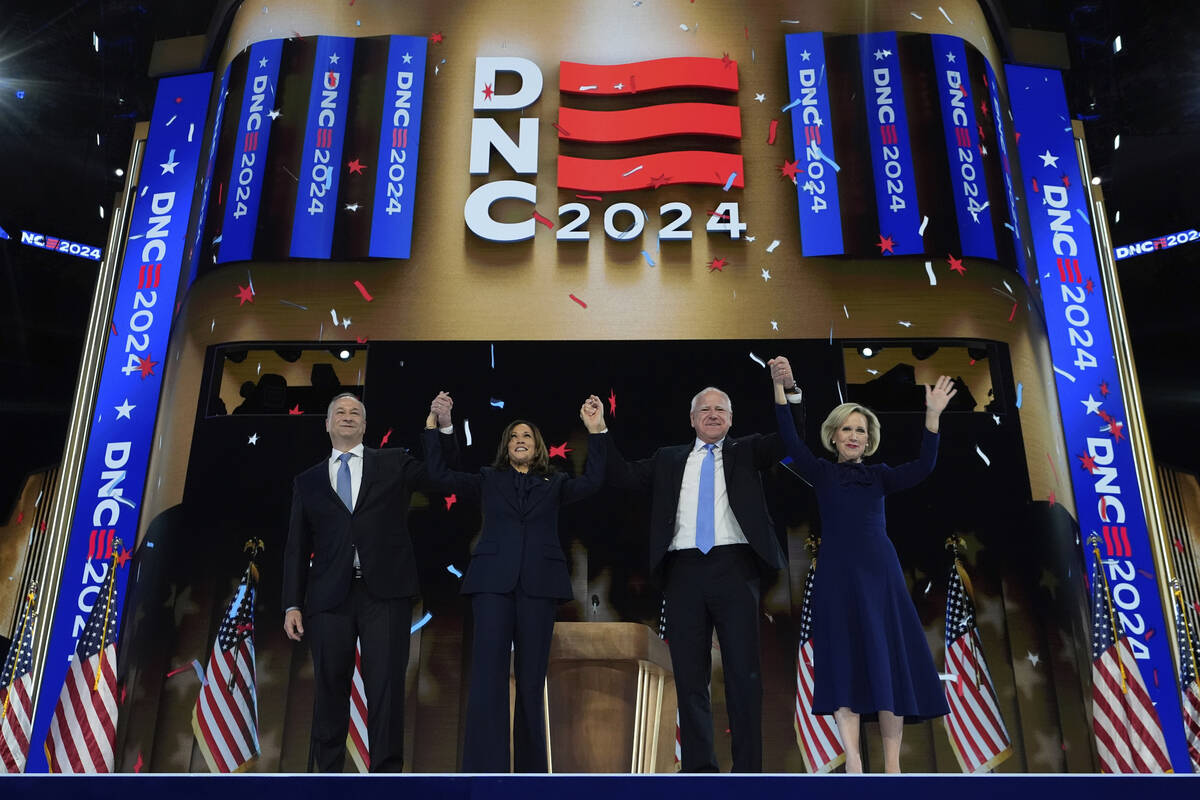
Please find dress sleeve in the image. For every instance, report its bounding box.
[420,428,483,503]
[559,432,608,505]
[774,402,825,484]
[879,428,939,494]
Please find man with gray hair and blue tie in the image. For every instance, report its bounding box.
[603,357,803,772]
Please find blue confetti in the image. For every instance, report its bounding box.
[780,98,801,113]
[1015,382,1023,408]
[410,611,433,634]
[490,343,495,368]
[489,397,505,409]
[15,90,25,100]
[0,225,9,240]
[1076,208,1090,225]
[640,250,656,267]
[446,564,463,578]
[722,172,737,191]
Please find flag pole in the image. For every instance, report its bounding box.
[2,581,38,724]
[93,539,122,692]
[1090,533,1127,694]
[1172,580,1197,672]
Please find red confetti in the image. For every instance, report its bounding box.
[347,158,365,175]
[575,194,603,201]
[1048,491,1056,506]
[288,404,303,415]
[1174,538,1185,553]
[111,322,118,336]
[876,235,895,254]
[548,442,573,459]
[767,119,779,145]
[482,83,495,101]
[1152,668,1159,688]
[1085,277,1095,294]
[1061,174,1070,187]
[1078,452,1098,473]
[115,548,132,568]
[354,280,374,301]
[608,389,617,417]
[649,173,671,189]
[1100,496,1107,517]
[16,511,22,524]
[119,683,126,704]
[38,520,46,532]
[745,26,749,40]
[1031,177,1040,194]
[552,121,571,137]
[707,256,727,272]
[430,31,444,43]
[979,99,988,117]
[1008,302,1018,322]
[532,210,555,229]
[1099,381,1110,396]
[166,664,191,678]
[779,159,801,180]
[235,284,255,305]
[134,753,144,773]
[1014,131,1021,144]
[444,494,457,510]
[380,427,393,446]
[969,359,976,366]
[947,254,966,275]
[721,52,733,69]
[355,336,369,344]
[1137,568,1153,580]
[218,181,223,206]
[1144,628,1155,641]
[137,355,158,379]
[1110,420,1126,443]
[569,293,588,308]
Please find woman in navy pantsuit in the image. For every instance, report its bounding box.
[770,362,956,773]
[422,393,608,772]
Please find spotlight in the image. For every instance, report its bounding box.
[338,349,352,360]
[115,168,124,177]
[858,346,879,359]
[1091,176,1101,185]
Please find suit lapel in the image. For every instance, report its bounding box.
[354,448,376,514]
[721,437,737,485]
[495,468,523,516]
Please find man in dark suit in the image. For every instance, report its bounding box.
[605,357,802,772]
[283,391,456,772]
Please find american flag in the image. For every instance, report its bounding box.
[1090,545,1172,772]
[793,559,845,773]
[941,560,1012,772]
[45,550,120,772]
[346,638,369,773]
[0,583,37,773]
[191,561,260,772]
[1171,585,1200,772]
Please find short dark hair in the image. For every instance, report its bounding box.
[492,420,551,474]
[326,392,365,420]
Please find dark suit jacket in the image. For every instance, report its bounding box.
[282,435,457,614]
[606,402,804,581]
[422,429,607,599]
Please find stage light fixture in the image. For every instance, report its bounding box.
[858,346,878,359]
[115,168,124,177]
[1091,176,1101,185]
[338,349,352,360]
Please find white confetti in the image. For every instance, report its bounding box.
[330,308,339,326]
[925,261,937,286]
[165,115,177,127]
[188,123,195,142]
[898,320,912,327]
[1002,280,1013,294]
[843,304,849,318]
[464,419,473,446]
[766,239,781,253]
[679,24,689,31]
[866,369,879,375]
[911,12,923,19]
[836,382,844,404]
[622,164,643,177]
[211,319,215,332]
[975,445,990,466]
[918,215,929,236]
[1053,365,1077,383]
[939,6,954,24]
[579,84,598,91]
[748,352,766,368]
[246,269,255,294]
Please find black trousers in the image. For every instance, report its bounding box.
[664,544,763,773]
[307,578,413,772]
[461,586,557,773]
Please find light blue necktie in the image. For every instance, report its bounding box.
[696,443,716,554]
[336,452,353,511]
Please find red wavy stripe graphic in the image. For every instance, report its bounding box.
[557,103,741,143]
[560,58,738,95]
[557,152,744,192]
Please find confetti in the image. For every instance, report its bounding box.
[549,442,573,459]
[490,398,506,409]
[576,193,603,201]
[288,404,302,415]
[622,164,644,177]
[925,261,937,285]
[608,389,617,416]
[707,256,727,272]
[919,215,929,236]
[1015,383,1023,408]
[444,494,457,510]
[640,250,656,267]
[748,352,766,368]
[761,268,771,281]
[235,285,255,305]
[248,433,259,445]
[279,299,307,310]
[532,210,555,229]
[1008,302,1018,321]
[353,280,373,301]
[722,172,738,191]
[1053,365,1077,383]
[975,445,991,466]
[866,368,879,375]
[410,612,433,634]
[380,428,393,446]
[569,293,588,308]
[330,308,339,326]
[464,419,473,446]
[780,98,801,113]
[133,752,144,773]
[766,240,780,253]
[911,12,923,19]
[446,564,463,578]
[679,24,689,32]
[843,304,849,318]
[939,6,954,24]
[897,320,912,327]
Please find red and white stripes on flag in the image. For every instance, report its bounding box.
[347,638,369,773]
[1090,546,1172,773]
[793,559,845,773]
[191,563,260,773]
[942,561,1012,772]
[0,584,38,773]
[45,552,120,773]
[673,709,681,771]
[1170,586,1200,772]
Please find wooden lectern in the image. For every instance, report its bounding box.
[542,622,677,773]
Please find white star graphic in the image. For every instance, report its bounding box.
[160,149,180,175]
[1039,149,1059,168]
[882,49,893,58]
[946,51,957,63]
[613,82,624,90]
[745,235,756,242]
[268,109,281,120]
[115,399,135,419]
[345,203,360,212]
[874,49,886,61]
[1081,394,1103,414]
[259,57,269,68]
[248,433,259,445]
[329,53,340,64]
[402,52,413,64]
[761,268,771,281]
[800,49,811,61]
[1026,650,1041,668]
[342,317,352,329]
[754,92,765,103]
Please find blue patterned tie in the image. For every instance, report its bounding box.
[336,452,353,511]
[696,444,716,554]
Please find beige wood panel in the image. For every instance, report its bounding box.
[0,469,55,630]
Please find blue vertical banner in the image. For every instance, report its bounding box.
[985,61,1028,280]
[187,65,230,286]
[369,35,428,259]
[859,31,922,255]
[1007,63,1189,771]
[27,71,212,772]
[784,33,843,257]
[930,35,996,260]
[218,38,283,263]
[290,36,355,258]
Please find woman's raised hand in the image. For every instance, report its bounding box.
[428,391,453,429]
[580,394,606,433]
[924,376,957,415]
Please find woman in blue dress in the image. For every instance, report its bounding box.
[770,362,956,773]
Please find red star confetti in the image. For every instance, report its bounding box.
[1099,380,1111,396]
[947,253,966,274]
[649,173,671,189]
[1061,174,1070,188]
[569,293,588,308]
[430,31,444,43]
[15,511,22,524]
[356,336,369,344]
[608,389,617,416]
[721,52,733,69]
[767,119,779,145]
[1078,452,1097,473]
[1109,420,1126,443]
[1174,538,1185,553]
[779,159,802,181]
[1048,491,1056,506]
[708,256,727,272]
[347,158,365,174]
[444,493,457,510]
[1085,277,1095,294]
[235,284,255,305]
[138,355,158,379]
[549,442,573,459]
[380,427,393,446]
[979,99,988,117]
[354,280,373,301]
[876,235,895,254]
[134,753,144,773]
[288,404,303,415]
[39,520,47,532]
[481,83,494,101]
[115,547,132,568]
[1014,131,1021,144]
[532,210,555,229]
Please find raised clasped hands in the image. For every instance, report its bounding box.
[427,391,453,429]
[925,375,957,415]
[767,355,794,387]
[580,394,606,433]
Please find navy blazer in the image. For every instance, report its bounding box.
[423,429,607,599]
[283,435,456,614]
[605,401,803,581]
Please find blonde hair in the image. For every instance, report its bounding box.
[820,403,882,457]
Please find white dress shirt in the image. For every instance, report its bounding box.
[670,438,749,551]
[328,443,366,510]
